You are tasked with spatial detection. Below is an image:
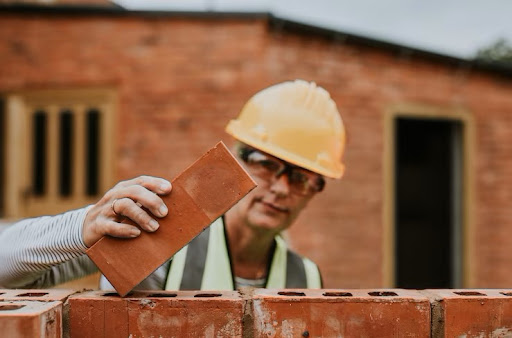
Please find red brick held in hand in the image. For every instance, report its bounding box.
[86,141,257,296]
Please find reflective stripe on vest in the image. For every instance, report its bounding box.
[165,218,322,290]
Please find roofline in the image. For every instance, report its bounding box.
[1,3,510,77]
[0,3,269,20]
[269,16,512,78]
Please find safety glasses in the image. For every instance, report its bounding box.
[238,146,325,196]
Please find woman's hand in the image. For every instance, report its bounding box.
[82,175,172,247]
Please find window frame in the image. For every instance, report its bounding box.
[2,88,117,219]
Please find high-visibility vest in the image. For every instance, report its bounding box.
[165,217,322,290]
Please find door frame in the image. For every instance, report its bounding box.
[382,103,475,288]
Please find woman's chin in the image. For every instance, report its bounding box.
[248,212,288,233]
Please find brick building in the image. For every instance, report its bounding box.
[1,3,511,290]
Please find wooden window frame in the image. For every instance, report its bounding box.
[3,88,117,219]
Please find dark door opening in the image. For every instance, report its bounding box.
[395,117,463,288]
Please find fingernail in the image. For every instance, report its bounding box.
[130,228,141,237]
[159,204,168,216]
[149,219,159,231]
[160,182,171,191]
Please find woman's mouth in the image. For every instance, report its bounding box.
[260,201,289,213]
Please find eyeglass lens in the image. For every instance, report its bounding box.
[243,149,323,195]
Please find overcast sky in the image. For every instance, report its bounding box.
[114,0,512,60]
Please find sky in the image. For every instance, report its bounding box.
[114,0,512,60]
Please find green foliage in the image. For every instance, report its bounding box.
[475,38,512,64]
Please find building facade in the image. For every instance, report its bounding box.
[1,4,512,289]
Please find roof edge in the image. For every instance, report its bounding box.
[269,16,512,78]
[1,3,510,77]
[0,3,270,19]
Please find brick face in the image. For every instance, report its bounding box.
[1,9,512,289]
[425,289,512,337]
[68,290,244,337]
[252,289,431,337]
[0,300,62,338]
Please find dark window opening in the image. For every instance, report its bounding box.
[86,109,100,196]
[59,110,74,197]
[395,117,463,288]
[33,111,47,196]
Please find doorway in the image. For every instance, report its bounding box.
[394,117,463,288]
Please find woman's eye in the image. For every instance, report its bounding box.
[289,171,308,184]
[260,160,280,172]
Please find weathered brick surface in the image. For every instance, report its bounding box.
[0,300,62,337]
[68,290,244,337]
[3,287,512,336]
[0,10,511,289]
[252,288,431,337]
[425,289,512,337]
[0,289,77,302]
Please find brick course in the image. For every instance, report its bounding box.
[0,288,509,336]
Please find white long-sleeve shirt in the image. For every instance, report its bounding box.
[0,207,170,290]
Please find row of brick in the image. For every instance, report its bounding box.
[1,288,512,337]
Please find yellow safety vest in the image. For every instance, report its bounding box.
[165,217,322,290]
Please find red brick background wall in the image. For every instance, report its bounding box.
[263,30,512,288]
[1,10,512,288]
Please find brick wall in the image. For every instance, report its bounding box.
[1,9,512,289]
[263,27,512,288]
[1,288,512,337]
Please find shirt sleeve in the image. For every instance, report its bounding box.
[0,206,98,288]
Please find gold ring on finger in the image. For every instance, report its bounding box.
[111,198,121,216]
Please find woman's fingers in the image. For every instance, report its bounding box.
[115,175,172,195]
[82,175,172,247]
[113,184,169,218]
[102,219,141,238]
[110,197,160,232]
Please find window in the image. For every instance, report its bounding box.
[2,89,116,219]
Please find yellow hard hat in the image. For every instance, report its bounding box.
[226,79,346,179]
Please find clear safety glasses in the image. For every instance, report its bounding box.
[238,146,325,196]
